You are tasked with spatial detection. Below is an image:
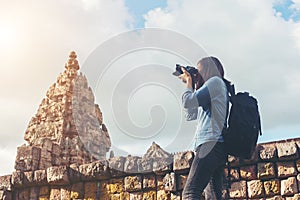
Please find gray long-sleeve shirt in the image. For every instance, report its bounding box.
[182,76,229,149]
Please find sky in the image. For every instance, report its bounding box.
[0,0,300,175]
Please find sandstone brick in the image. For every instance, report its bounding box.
[259,143,277,160]
[153,158,173,174]
[173,151,194,172]
[23,171,34,185]
[11,171,23,187]
[228,181,247,199]
[0,175,11,191]
[281,177,298,196]
[163,172,176,192]
[128,192,142,200]
[124,175,142,191]
[49,187,60,200]
[15,145,41,171]
[109,156,125,175]
[277,162,297,178]
[29,187,39,200]
[143,191,156,200]
[79,160,110,180]
[70,182,84,199]
[240,165,257,180]
[286,193,300,200]
[229,168,240,181]
[18,189,30,200]
[171,192,181,200]
[143,175,156,189]
[258,162,276,179]
[60,186,71,200]
[266,195,285,200]
[177,174,188,190]
[39,186,49,197]
[247,179,264,198]
[157,190,171,200]
[296,160,300,172]
[33,169,47,184]
[264,179,280,197]
[84,182,98,199]
[0,190,12,200]
[137,158,153,173]
[46,166,69,185]
[276,141,298,159]
[109,179,124,194]
[157,175,164,190]
[124,156,139,173]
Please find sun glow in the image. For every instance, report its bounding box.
[0,22,17,51]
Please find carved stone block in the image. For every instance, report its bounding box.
[70,183,84,199]
[264,179,280,197]
[157,190,171,200]
[228,181,247,199]
[47,166,69,185]
[281,177,298,196]
[277,162,297,178]
[247,179,264,198]
[108,179,123,194]
[143,191,156,200]
[124,156,139,174]
[143,175,156,189]
[173,151,194,172]
[79,160,110,180]
[11,171,23,187]
[177,174,188,190]
[137,158,153,173]
[259,143,277,160]
[257,162,275,179]
[240,165,257,180]
[0,175,11,191]
[163,172,176,192]
[276,141,298,160]
[124,175,142,192]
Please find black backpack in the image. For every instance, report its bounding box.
[223,81,262,159]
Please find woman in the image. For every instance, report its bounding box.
[179,56,229,199]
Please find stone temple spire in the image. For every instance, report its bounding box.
[18,52,111,171]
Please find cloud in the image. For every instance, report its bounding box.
[144,0,300,137]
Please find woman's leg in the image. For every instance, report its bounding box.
[182,142,225,200]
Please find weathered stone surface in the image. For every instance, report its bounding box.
[39,186,49,198]
[276,141,298,159]
[247,179,264,198]
[124,155,139,173]
[264,179,280,197]
[60,186,71,200]
[11,171,23,187]
[143,191,156,200]
[296,160,300,172]
[266,195,285,200]
[18,189,30,200]
[79,160,110,180]
[157,175,164,190]
[277,162,297,178]
[33,169,47,184]
[177,174,188,190]
[49,187,60,200]
[258,162,276,179]
[23,171,34,186]
[14,145,40,172]
[29,187,39,200]
[286,193,300,200]
[109,156,126,176]
[128,192,142,200]
[259,143,277,160]
[228,181,247,199]
[124,175,142,192]
[229,168,240,181]
[0,175,11,191]
[281,177,298,196]
[84,182,98,200]
[143,175,156,189]
[173,151,194,172]
[163,172,176,192]
[240,165,257,180]
[171,192,181,200]
[137,158,153,173]
[46,166,69,185]
[157,190,171,200]
[109,179,123,194]
[70,182,84,199]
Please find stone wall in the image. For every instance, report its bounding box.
[1,138,300,199]
[2,52,300,199]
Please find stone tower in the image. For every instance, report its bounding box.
[15,51,111,171]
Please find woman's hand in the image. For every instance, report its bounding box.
[178,67,193,89]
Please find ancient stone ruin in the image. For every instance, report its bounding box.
[1,52,300,199]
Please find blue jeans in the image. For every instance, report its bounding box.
[182,141,227,200]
